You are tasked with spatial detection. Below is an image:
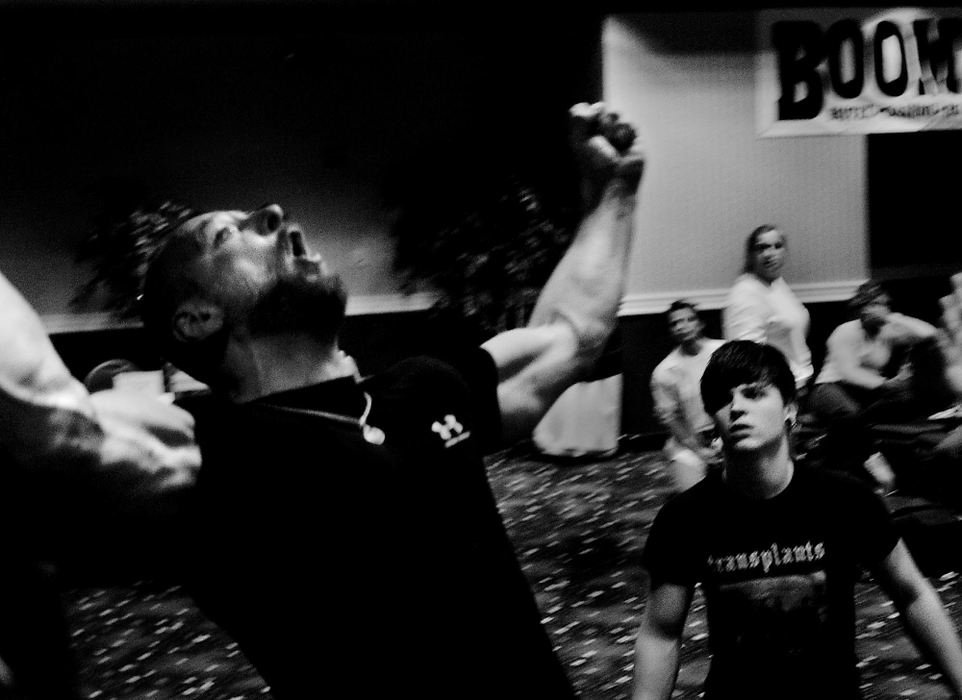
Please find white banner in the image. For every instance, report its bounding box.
[757,7,962,136]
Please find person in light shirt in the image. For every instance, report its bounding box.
[650,299,723,492]
[810,280,943,482]
[724,224,813,394]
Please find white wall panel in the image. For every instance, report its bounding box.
[605,13,868,310]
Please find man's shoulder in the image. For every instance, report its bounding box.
[725,274,769,312]
[652,348,683,377]
[364,354,479,397]
[703,338,725,354]
[728,273,764,295]
[829,319,861,339]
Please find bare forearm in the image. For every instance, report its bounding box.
[0,270,89,408]
[528,178,636,364]
[900,585,962,694]
[632,628,681,700]
[837,364,885,390]
[0,270,98,464]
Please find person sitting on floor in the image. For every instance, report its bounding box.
[650,299,723,492]
[631,340,962,700]
[809,280,944,485]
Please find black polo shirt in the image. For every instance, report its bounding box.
[181,349,574,699]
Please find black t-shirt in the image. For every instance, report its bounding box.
[181,349,574,699]
[642,466,898,700]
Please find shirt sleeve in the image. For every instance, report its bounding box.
[642,495,704,587]
[883,313,937,345]
[443,346,504,454]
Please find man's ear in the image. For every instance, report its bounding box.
[172,299,225,343]
[785,403,798,426]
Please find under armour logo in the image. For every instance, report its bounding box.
[431,414,470,447]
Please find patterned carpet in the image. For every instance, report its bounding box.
[64,444,962,699]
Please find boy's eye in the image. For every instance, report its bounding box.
[741,384,765,399]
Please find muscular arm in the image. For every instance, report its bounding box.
[0,269,99,465]
[0,268,199,515]
[482,102,643,444]
[872,539,962,696]
[631,580,693,700]
[884,312,937,343]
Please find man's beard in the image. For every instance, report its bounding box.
[245,271,348,342]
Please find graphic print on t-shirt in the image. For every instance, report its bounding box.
[715,571,829,660]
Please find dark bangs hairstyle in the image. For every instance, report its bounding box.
[701,340,796,415]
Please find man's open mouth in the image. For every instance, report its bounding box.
[289,229,307,257]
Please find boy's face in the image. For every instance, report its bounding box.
[712,380,793,454]
[859,295,891,332]
[667,307,703,346]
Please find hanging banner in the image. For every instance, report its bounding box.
[757,7,962,136]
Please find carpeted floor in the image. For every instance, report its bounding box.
[64,444,962,699]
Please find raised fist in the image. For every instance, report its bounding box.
[568,102,644,204]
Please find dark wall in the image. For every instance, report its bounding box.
[51,311,449,385]
[869,131,962,281]
[0,2,604,314]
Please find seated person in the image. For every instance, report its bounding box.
[724,224,813,394]
[809,280,942,480]
[650,300,723,492]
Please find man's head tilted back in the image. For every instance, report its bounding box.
[141,204,347,387]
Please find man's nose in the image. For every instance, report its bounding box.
[251,204,285,236]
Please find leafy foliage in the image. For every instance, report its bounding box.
[390,175,572,339]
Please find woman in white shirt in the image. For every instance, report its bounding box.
[724,224,813,392]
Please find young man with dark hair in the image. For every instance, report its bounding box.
[650,299,723,492]
[632,339,962,700]
[141,102,644,698]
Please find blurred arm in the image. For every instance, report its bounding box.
[631,580,693,700]
[0,269,199,517]
[482,102,643,444]
[873,539,962,696]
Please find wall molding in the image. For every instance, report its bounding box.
[42,292,441,334]
[43,282,864,333]
[617,279,866,317]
